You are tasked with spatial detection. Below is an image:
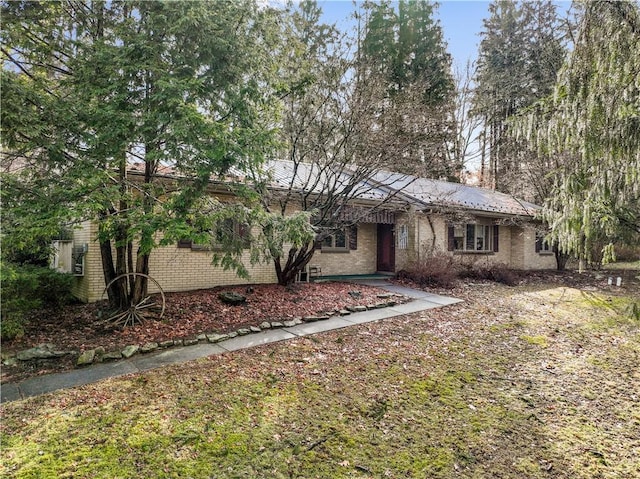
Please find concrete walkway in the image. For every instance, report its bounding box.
[1,282,461,404]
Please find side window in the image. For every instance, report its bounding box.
[178,220,250,251]
[535,233,552,253]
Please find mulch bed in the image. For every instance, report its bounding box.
[1,282,401,384]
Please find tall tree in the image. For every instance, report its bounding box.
[515,0,640,264]
[1,1,279,320]
[473,0,565,193]
[447,61,484,182]
[356,0,455,179]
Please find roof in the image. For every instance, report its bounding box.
[126,159,540,218]
[262,160,397,202]
[373,171,540,217]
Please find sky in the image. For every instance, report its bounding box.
[317,0,492,69]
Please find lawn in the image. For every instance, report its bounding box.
[1,276,639,478]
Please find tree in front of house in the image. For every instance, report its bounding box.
[1,0,280,321]
[208,0,414,286]
[514,0,640,265]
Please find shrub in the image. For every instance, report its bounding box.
[0,262,74,340]
[397,252,459,289]
[460,261,520,286]
[32,266,75,308]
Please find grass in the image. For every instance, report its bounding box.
[1,284,639,478]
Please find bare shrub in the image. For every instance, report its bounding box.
[397,252,459,289]
[459,261,520,286]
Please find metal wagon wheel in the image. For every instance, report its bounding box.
[100,273,166,328]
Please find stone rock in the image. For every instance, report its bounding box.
[2,357,17,367]
[77,349,96,367]
[366,304,376,310]
[173,339,184,346]
[94,347,106,363]
[346,305,367,313]
[377,293,393,299]
[196,333,207,341]
[348,290,362,299]
[260,322,272,330]
[237,328,251,336]
[227,331,238,338]
[374,302,387,309]
[159,340,174,348]
[207,333,229,343]
[121,345,140,358]
[283,320,297,327]
[102,350,123,361]
[270,322,284,328]
[183,338,199,346]
[303,315,329,322]
[292,318,303,325]
[17,343,68,361]
[385,300,397,307]
[249,326,262,333]
[141,342,159,353]
[218,291,247,305]
[338,310,351,316]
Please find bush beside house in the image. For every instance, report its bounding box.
[0,262,74,340]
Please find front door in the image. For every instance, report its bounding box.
[377,223,395,272]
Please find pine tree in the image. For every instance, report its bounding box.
[356,0,455,179]
[473,0,565,193]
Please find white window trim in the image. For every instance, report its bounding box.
[321,228,348,252]
[454,224,495,253]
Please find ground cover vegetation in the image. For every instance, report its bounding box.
[1,273,638,478]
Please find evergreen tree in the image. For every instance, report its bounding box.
[473,0,565,193]
[515,0,640,264]
[1,1,280,319]
[356,0,455,179]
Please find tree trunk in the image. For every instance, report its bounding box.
[131,249,150,303]
[99,236,127,309]
[274,241,319,286]
[554,244,569,271]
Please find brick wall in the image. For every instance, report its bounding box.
[521,227,557,270]
[72,210,555,303]
[313,222,377,276]
[405,213,554,271]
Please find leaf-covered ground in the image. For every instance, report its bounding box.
[1,271,638,478]
[1,282,397,383]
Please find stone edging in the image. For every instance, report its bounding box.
[4,293,406,369]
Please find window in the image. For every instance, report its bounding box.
[397,224,409,250]
[535,233,553,254]
[320,225,357,252]
[448,224,499,253]
[322,228,347,250]
[178,219,250,251]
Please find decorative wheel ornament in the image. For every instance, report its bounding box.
[100,273,166,327]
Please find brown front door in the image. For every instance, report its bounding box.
[377,223,395,272]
